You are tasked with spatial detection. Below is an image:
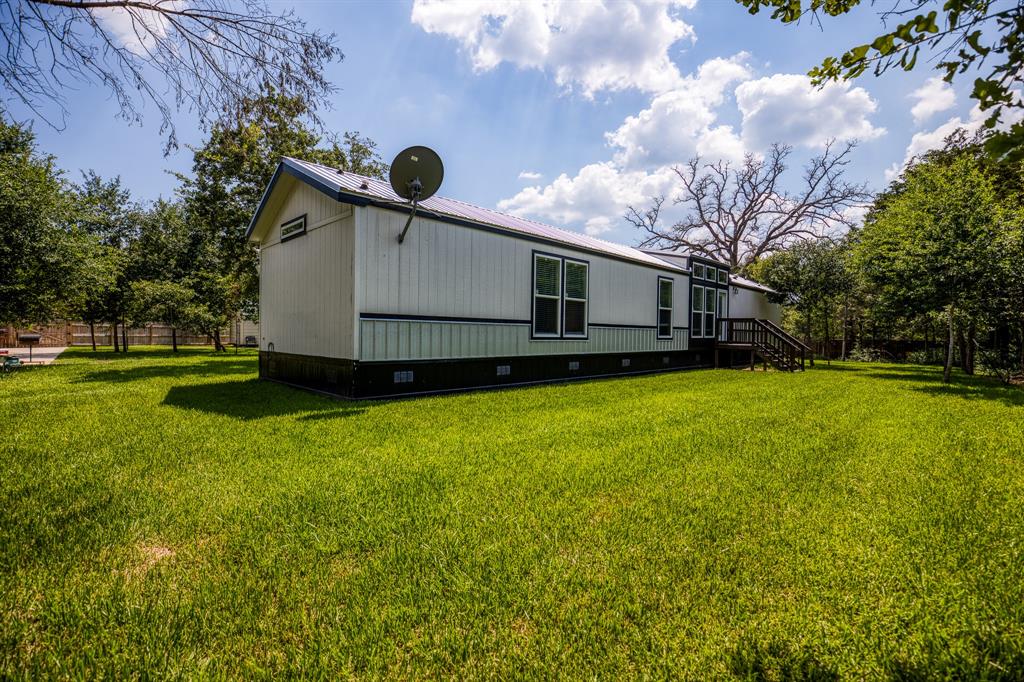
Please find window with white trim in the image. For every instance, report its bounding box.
[563,260,589,337]
[657,277,673,339]
[280,215,306,241]
[718,269,728,285]
[704,285,716,338]
[693,262,705,280]
[533,254,561,337]
[706,266,717,282]
[691,285,704,337]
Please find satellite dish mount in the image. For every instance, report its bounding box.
[389,146,444,244]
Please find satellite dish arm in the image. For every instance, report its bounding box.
[397,196,419,244]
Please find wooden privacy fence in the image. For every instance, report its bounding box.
[1,322,257,348]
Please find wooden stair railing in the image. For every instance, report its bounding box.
[716,318,806,372]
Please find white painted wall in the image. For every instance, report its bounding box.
[257,181,355,358]
[730,285,782,323]
[355,206,690,360]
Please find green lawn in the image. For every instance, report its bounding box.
[1,348,1023,678]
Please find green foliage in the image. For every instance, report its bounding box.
[175,91,387,337]
[0,116,96,325]
[736,0,1024,160]
[1,353,1023,676]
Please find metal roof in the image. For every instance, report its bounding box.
[249,157,685,272]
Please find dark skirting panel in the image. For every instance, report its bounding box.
[260,349,714,399]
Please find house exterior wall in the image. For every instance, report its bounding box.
[730,285,782,323]
[354,205,690,362]
[257,181,356,359]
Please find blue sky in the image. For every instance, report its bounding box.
[11,0,984,246]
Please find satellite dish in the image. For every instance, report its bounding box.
[390,145,443,243]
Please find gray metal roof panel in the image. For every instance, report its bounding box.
[283,157,684,271]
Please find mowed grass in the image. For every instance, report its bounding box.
[1,348,1023,678]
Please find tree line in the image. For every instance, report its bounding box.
[0,93,386,351]
[750,131,1024,384]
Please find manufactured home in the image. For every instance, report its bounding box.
[245,157,800,398]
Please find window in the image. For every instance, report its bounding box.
[280,215,306,242]
[533,254,561,337]
[657,277,673,339]
[693,262,705,280]
[706,266,717,282]
[563,260,589,337]
[718,269,728,285]
[532,253,589,339]
[704,285,716,338]
[691,285,704,337]
[717,289,728,341]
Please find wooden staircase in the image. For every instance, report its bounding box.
[714,318,809,372]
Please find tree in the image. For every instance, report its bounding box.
[71,171,141,350]
[625,141,870,270]
[854,134,1003,382]
[1,0,341,153]
[737,0,1024,159]
[129,280,197,352]
[176,91,387,349]
[0,115,96,325]
[750,238,855,363]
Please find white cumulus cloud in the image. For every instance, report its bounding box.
[735,74,885,150]
[410,0,697,97]
[518,170,543,181]
[606,53,752,168]
[909,76,957,125]
[498,163,678,236]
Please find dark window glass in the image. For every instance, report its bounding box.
[535,256,560,296]
[658,309,672,338]
[692,310,703,337]
[564,300,586,335]
[564,262,588,299]
[534,297,559,335]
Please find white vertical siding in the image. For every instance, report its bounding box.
[355,206,690,361]
[257,182,356,358]
[729,285,782,323]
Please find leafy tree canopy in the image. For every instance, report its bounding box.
[737,0,1024,159]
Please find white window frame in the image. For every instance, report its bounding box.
[706,266,717,282]
[533,253,562,338]
[691,284,704,338]
[562,259,589,339]
[657,277,673,340]
[717,289,728,341]
[693,262,705,280]
[718,269,728,285]
[704,285,717,338]
[280,214,306,242]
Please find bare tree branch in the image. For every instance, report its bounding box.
[0,0,342,153]
[625,141,871,270]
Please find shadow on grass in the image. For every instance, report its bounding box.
[819,362,1024,407]
[162,379,368,420]
[75,357,255,384]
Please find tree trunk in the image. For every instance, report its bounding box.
[172,327,178,353]
[121,319,128,353]
[823,304,831,364]
[841,298,848,361]
[943,304,954,383]
[112,321,120,353]
[214,328,225,352]
[805,307,815,367]
[89,321,97,352]
[965,322,976,375]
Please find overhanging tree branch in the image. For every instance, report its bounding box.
[0,0,342,153]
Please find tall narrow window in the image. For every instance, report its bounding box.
[693,263,705,280]
[691,285,704,337]
[533,254,561,337]
[717,289,728,341]
[706,266,717,282]
[704,286,716,338]
[658,277,673,339]
[563,260,589,337]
